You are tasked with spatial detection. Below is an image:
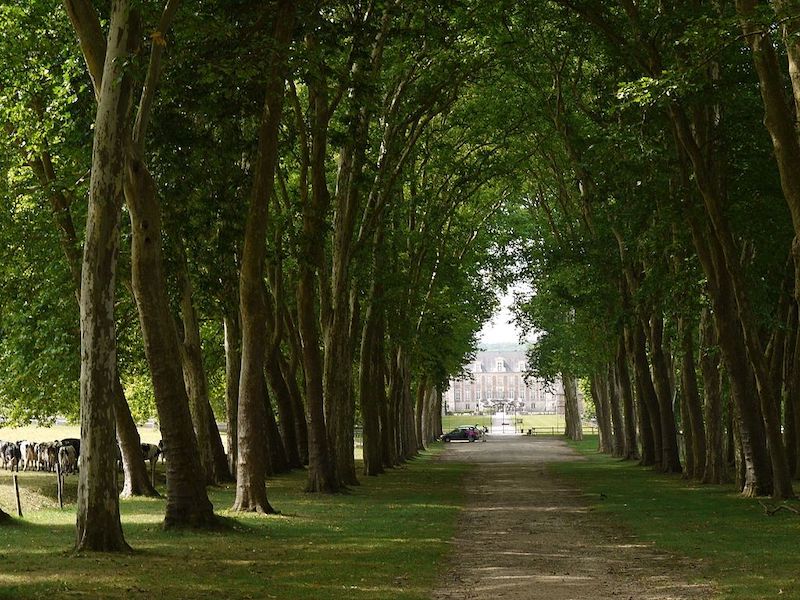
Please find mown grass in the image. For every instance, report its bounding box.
[0,446,468,600]
[554,436,800,599]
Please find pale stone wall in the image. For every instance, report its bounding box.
[443,350,563,414]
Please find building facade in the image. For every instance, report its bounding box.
[443,350,564,414]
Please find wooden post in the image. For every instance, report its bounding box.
[56,462,63,509]
[13,474,22,517]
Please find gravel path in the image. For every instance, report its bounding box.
[432,436,713,600]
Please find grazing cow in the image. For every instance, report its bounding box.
[58,445,77,474]
[36,442,60,471]
[141,443,160,468]
[141,442,161,486]
[19,441,37,471]
[59,438,80,459]
[1,441,20,471]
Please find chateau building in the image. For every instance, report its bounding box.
[444,350,564,414]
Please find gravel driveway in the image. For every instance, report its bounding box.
[432,435,713,600]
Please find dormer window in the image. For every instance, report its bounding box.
[517,361,526,372]
[496,358,505,372]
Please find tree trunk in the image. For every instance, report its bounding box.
[177,252,231,484]
[279,352,309,465]
[264,350,302,469]
[647,315,682,473]
[591,373,613,453]
[616,333,638,460]
[415,376,428,450]
[689,216,773,496]
[700,308,726,484]
[223,311,240,476]
[125,152,216,527]
[679,317,706,480]
[735,0,800,241]
[31,148,155,499]
[629,322,662,467]
[113,379,158,497]
[74,0,132,552]
[233,0,296,512]
[263,384,289,476]
[323,309,358,486]
[789,308,800,478]
[433,385,444,439]
[397,348,418,460]
[562,374,583,441]
[674,109,793,498]
[607,362,626,458]
[359,279,385,475]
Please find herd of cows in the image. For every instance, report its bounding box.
[0,438,163,476]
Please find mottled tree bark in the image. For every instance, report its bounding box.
[616,334,638,460]
[233,0,296,512]
[52,2,154,501]
[223,311,241,476]
[414,376,428,450]
[736,0,800,241]
[592,372,613,454]
[562,374,583,442]
[265,351,302,469]
[699,309,726,484]
[113,380,158,497]
[278,352,309,465]
[629,323,661,467]
[678,317,706,480]
[73,0,132,552]
[647,315,681,473]
[690,216,772,496]
[177,252,231,484]
[788,306,800,478]
[359,276,385,475]
[263,383,289,476]
[606,362,626,458]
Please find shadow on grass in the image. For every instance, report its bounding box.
[553,436,800,599]
[0,449,470,600]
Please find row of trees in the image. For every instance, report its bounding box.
[7,0,796,547]
[512,2,800,501]
[0,2,516,545]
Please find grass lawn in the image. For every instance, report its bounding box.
[555,436,800,599]
[0,445,468,600]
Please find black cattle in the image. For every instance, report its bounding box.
[2,441,21,471]
[58,445,78,474]
[140,443,160,466]
[59,438,80,458]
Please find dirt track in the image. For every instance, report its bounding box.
[432,436,713,600]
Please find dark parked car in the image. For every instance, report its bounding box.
[441,426,481,442]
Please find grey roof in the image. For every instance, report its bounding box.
[471,350,528,373]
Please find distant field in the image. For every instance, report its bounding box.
[0,423,163,445]
[0,423,365,460]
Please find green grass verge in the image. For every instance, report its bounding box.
[553,436,800,599]
[0,446,468,600]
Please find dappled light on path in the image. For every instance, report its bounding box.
[433,436,712,599]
